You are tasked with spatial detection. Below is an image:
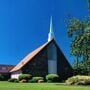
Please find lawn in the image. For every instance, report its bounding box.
[0,81,90,90]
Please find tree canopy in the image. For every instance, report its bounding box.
[66,17,90,75]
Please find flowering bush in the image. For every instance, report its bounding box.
[66,75,90,85]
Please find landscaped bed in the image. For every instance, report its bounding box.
[0,81,90,90]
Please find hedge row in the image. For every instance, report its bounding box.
[8,74,59,83]
[8,74,90,85]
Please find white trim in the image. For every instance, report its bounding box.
[11,70,22,79]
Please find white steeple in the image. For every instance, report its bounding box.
[48,16,55,42]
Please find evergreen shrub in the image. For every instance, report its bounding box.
[8,78,18,83]
[29,77,44,83]
[46,74,59,82]
[19,74,32,81]
[0,74,4,81]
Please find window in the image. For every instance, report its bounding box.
[1,67,7,70]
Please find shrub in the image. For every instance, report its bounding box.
[38,79,44,83]
[8,78,18,82]
[14,79,19,83]
[46,74,59,82]
[2,74,10,81]
[0,74,10,81]
[29,77,44,83]
[66,75,90,85]
[47,80,52,83]
[19,74,32,81]
[19,79,27,83]
[0,74,4,81]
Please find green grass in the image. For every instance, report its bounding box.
[0,81,90,90]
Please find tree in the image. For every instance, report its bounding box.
[66,17,90,75]
[66,0,90,75]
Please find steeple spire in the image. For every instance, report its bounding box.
[48,16,55,42]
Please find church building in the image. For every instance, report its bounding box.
[10,17,73,80]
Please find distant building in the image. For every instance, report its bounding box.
[0,65,14,74]
[10,17,73,80]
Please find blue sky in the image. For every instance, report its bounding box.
[0,0,88,65]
